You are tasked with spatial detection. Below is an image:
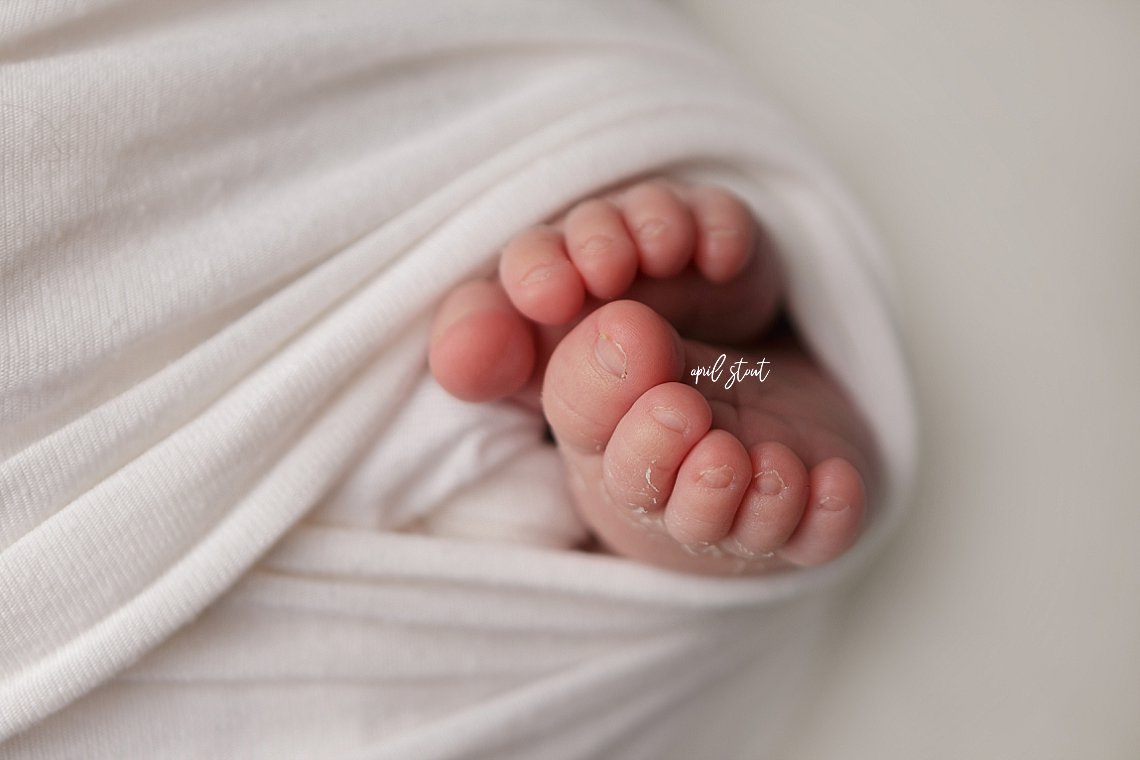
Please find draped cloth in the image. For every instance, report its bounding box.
[0,1,917,756]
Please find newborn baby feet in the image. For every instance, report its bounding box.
[430,181,876,575]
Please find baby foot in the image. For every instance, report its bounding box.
[430,181,876,574]
[541,299,874,574]
[430,182,783,403]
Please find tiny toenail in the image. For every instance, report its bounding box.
[754,469,785,496]
[521,263,557,285]
[579,234,612,255]
[637,219,666,240]
[697,465,734,489]
[594,332,628,378]
[650,406,687,434]
[818,496,849,512]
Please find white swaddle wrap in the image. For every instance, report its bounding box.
[1,1,917,756]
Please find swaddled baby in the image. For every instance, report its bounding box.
[1,0,915,754]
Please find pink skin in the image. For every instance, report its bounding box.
[430,180,876,575]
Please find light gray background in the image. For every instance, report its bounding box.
[673,2,1140,757]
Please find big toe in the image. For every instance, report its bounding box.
[430,280,536,402]
[543,300,685,454]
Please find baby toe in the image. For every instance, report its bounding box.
[688,184,757,284]
[601,382,712,514]
[615,181,696,279]
[563,198,639,301]
[777,457,866,567]
[662,429,752,547]
[429,279,536,402]
[500,225,585,325]
[543,300,686,455]
[723,441,810,557]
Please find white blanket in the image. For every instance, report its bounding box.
[0,1,917,756]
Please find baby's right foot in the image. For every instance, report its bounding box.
[431,181,877,575]
[539,298,874,574]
